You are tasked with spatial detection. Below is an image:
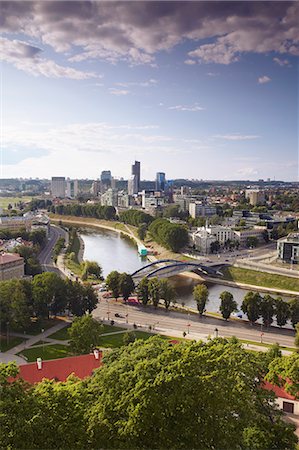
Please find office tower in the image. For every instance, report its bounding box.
[155,172,166,191]
[66,179,78,199]
[131,161,140,194]
[100,170,112,192]
[51,177,66,198]
[90,180,101,196]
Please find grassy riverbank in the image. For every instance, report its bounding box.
[221,266,299,293]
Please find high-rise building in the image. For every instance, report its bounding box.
[51,177,66,198]
[245,189,266,206]
[66,179,78,199]
[100,170,112,193]
[131,161,140,194]
[155,172,166,191]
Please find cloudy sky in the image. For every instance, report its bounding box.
[1,1,298,181]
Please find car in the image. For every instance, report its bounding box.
[115,313,124,318]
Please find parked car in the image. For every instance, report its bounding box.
[115,313,124,318]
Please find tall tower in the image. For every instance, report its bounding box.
[131,161,140,194]
[155,172,166,191]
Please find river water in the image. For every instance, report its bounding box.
[80,228,293,320]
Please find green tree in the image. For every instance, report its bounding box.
[266,353,299,399]
[136,277,150,306]
[68,315,103,354]
[159,278,175,310]
[275,297,290,327]
[106,270,121,300]
[32,272,67,318]
[241,291,262,324]
[81,260,103,280]
[86,338,297,449]
[66,281,98,316]
[193,284,209,316]
[295,323,299,351]
[246,236,258,248]
[119,273,135,301]
[137,223,147,241]
[260,294,275,328]
[289,298,299,328]
[219,291,237,320]
[123,331,136,346]
[210,240,220,254]
[148,277,161,308]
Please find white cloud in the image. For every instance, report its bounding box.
[273,57,291,67]
[115,79,158,88]
[258,75,271,84]
[108,88,130,96]
[214,134,260,141]
[0,37,98,79]
[184,59,196,65]
[168,104,205,112]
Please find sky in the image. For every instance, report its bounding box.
[1,1,298,181]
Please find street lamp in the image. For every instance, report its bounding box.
[214,328,219,338]
[41,328,45,353]
[106,300,110,320]
[187,313,190,334]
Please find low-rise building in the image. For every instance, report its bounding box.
[245,189,266,206]
[189,202,217,218]
[189,227,217,254]
[0,252,24,281]
[233,226,266,246]
[0,216,32,232]
[277,233,299,264]
[206,225,235,244]
[100,188,118,207]
[141,190,165,209]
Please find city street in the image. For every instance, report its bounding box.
[38,225,67,275]
[93,297,296,348]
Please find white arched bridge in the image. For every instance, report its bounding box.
[131,259,222,282]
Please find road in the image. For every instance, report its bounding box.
[38,225,67,275]
[93,298,296,348]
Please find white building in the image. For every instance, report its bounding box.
[277,233,299,264]
[141,190,165,209]
[206,225,235,244]
[100,188,118,207]
[66,179,78,199]
[245,189,265,206]
[51,177,66,198]
[189,202,217,218]
[189,227,217,254]
[233,226,266,246]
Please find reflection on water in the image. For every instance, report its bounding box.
[80,228,148,277]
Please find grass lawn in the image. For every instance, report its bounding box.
[21,318,64,335]
[0,336,25,352]
[19,344,72,362]
[221,266,299,292]
[47,326,70,340]
[238,339,296,352]
[98,330,172,348]
[100,324,126,333]
[0,196,33,208]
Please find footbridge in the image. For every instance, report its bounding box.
[131,259,222,281]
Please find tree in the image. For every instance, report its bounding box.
[123,331,136,346]
[219,291,237,320]
[275,297,290,327]
[136,277,150,306]
[159,278,175,310]
[193,284,209,316]
[86,338,298,449]
[119,273,135,301]
[241,292,261,324]
[66,281,98,317]
[106,271,121,300]
[68,315,103,354]
[32,272,67,318]
[148,277,161,308]
[81,260,103,280]
[246,236,258,248]
[266,353,299,399]
[289,298,299,329]
[137,223,147,241]
[295,323,299,351]
[210,240,220,254]
[260,294,275,328]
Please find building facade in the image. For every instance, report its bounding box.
[51,177,66,198]
[0,253,24,281]
[66,179,78,199]
[0,216,32,232]
[277,233,299,264]
[155,172,166,191]
[245,189,265,206]
[189,202,217,218]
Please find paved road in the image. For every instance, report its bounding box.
[93,299,296,348]
[38,225,67,274]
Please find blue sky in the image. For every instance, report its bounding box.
[1,1,298,181]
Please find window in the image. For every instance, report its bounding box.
[282,401,294,414]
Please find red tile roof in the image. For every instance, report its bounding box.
[263,381,297,401]
[0,252,23,265]
[16,353,102,384]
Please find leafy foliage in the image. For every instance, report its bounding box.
[219,291,237,320]
[241,292,262,324]
[148,218,189,252]
[68,315,103,354]
[193,284,209,316]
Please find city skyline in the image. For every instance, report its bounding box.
[1,1,298,181]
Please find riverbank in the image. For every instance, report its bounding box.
[51,215,299,296]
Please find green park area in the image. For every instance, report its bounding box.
[0,336,24,352]
[19,344,72,362]
[0,196,32,209]
[222,266,299,293]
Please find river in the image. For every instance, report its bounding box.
[80,228,293,322]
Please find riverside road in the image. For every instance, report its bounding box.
[93,298,296,348]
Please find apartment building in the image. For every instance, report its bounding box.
[0,253,24,281]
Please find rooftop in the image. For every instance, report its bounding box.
[16,353,102,384]
[0,252,24,265]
